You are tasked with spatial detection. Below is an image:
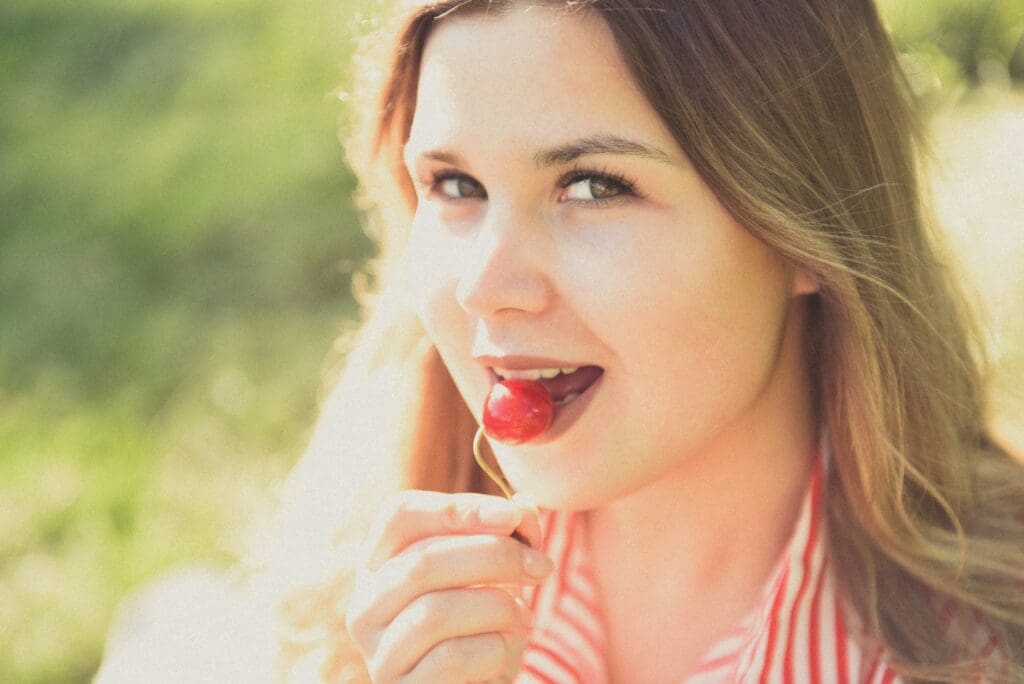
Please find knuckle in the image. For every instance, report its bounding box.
[499,633,526,682]
[381,490,419,526]
[371,629,413,681]
[497,595,522,629]
[406,593,445,633]
[483,633,511,670]
[503,630,525,655]
[420,634,509,679]
[365,493,408,556]
[487,535,521,570]
[478,587,520,628]
[381,491,413,525]
[405,545,439,584]
[343,601,369,640]
[365,653,390,683]
[369,491,430,563]
[438,498,467,530]
[370,636,410,683]
[428,639,463,672]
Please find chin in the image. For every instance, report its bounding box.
[522,487,600,512]
[495,437,633,512]
[505,467,614,512]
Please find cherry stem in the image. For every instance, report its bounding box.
[473,425,514,500]
[472,426,532,547]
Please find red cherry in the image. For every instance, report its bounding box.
[482,380,554,445]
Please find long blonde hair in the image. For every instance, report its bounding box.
[257,1,1024,680]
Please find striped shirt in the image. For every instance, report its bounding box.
[516,456,907,683]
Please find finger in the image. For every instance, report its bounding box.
[511,492,543,550]
[499,630,527,682]
[370,586,527,680]
[347,533,553,639]
[403,632,525,684]
[364,491,528,572]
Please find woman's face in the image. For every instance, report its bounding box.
[403,6,814,510]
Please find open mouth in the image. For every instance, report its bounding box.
[488,365,605,407]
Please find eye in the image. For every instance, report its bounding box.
[563,177,623,201]
[431,172,486,200]
[558,168,638,205]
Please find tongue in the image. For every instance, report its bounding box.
[537,365,604,402]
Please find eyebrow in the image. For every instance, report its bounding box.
[409,134,677,169]
[533,134,675,167]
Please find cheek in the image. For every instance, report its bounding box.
[403,213,463,341]
[567,218,790,416]
[563,223,721,365]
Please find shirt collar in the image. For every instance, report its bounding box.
[518,442,869,682]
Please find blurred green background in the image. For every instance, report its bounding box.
[1,0,1022,681]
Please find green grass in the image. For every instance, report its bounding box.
[1,1,1022,681]
[0,0,375,680]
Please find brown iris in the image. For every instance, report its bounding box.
[455,177,485,198]
[587,177,623,200]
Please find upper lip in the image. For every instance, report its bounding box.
[474,354,596,370]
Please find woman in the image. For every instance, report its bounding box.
[259,1,1024,681]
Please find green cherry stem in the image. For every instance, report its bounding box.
[473,425,531,547]
[473,424,514,500]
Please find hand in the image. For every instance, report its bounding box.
[345,491,553,683]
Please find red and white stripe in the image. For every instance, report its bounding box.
[516,456,908,683]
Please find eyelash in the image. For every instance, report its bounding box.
[559,164,642,206]
[423,165,642,206]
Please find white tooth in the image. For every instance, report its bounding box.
[495,367,572,380]
[497,368,544,381]
[560,366,579,375]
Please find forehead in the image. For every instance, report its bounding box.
[422,6,621,84]
[406,6,676,156]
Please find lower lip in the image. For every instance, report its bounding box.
[525,372,604,445]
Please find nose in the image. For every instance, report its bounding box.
[454,203,554,318]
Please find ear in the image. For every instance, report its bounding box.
[791,268,820,296]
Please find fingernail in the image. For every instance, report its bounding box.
[523,549,554,579]
[479,501,522,527]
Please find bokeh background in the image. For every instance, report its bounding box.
[1,0,1022,681]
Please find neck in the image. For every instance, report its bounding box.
[584,411,817,592]
[583,297,819,680]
